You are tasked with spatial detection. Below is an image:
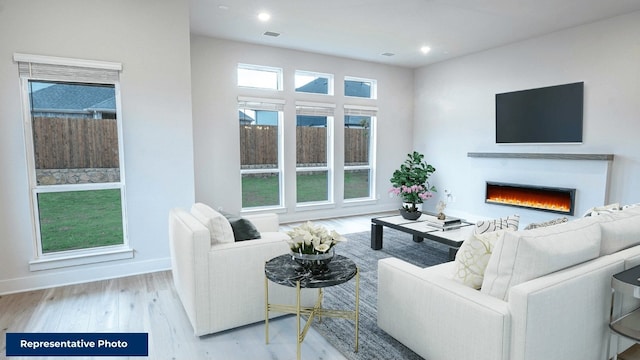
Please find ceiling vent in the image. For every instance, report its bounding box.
[381,52,395,57]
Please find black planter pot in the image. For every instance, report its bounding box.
[399,208,422,220]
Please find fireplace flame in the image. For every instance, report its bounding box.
[486,185,572,213]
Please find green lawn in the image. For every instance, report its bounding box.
[37,189,124,253]
[242,171,370,207]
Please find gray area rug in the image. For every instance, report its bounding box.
[310,228,450,360]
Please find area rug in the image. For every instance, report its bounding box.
[310,228,450,360]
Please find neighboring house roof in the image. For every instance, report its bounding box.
[31,83,116,114]
[296,78,328,94]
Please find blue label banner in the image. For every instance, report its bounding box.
[6,333,148,357]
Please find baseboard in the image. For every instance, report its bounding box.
[0,257,172,295]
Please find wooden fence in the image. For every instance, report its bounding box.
[32,119,368,170]
[240,125,369,166]
[32,117,119,169]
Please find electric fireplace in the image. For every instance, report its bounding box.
[485,182,576,215]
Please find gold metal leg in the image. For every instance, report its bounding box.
[355,267,360,352]
[264,274,269,344]
[296,280,301,360]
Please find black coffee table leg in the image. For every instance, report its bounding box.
[371,223,383,250]
[448,247,459,261]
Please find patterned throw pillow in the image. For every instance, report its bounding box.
[475,214,520,235]
[451,214,520,289]
[452,230,507,289]
[583,203,620,217]
[523,217,568,230]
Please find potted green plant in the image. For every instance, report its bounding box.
[389,151,437,220]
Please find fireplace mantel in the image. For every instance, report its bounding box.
[467,152,614,161]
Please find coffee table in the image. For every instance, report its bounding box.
[371,214,474,260]
[264,254,359,360]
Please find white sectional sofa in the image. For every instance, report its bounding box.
[169,203,314,336]
[378,206,640,360]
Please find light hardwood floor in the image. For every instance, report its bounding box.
[0,212,391,360]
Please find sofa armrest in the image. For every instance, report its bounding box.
[507,256,624,360]
[168,208,212,335]
[205,236,315,334]
[378,257,510,360]
[244,213,280,233]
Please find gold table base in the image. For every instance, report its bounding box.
[265,268,359,360]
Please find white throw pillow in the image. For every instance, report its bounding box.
[190,203,235,244]
[481,221,602,300]
[452,230,508,289]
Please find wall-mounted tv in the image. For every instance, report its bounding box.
[495,82,584,144]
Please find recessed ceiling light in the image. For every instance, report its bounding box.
[258,12,271,22]
[264,31,280,37]
[420,46,431,54]
[218,5,229,10]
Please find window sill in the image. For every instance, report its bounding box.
[343,198,377,207]
[29,246,134,271]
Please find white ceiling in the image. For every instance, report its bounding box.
[190,0,640,68]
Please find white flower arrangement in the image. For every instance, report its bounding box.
[287,221,346,255]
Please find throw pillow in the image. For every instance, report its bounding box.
[190,203,235,244]
[451,230,508,289]
[481,221,602,300]
[474,214,520,234]
[450,214,519,289]
[221,212,261,241]
[523,217,568,230]
[583,203,620,217]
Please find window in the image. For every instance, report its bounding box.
[345,76,377,99]
[238,63,283,90]
[344,105,377,200]
[15,53,130,270]
[295,70,334,95]
[296,102,335,204]
[238,97,284,209]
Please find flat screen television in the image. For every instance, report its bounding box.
[495,82,584,144]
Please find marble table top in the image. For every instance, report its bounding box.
[265,254,357,288]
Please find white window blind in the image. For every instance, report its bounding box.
[296,101,335,117]
[14,53,121,83]
[238,96,285,111]
[344,104,378,117]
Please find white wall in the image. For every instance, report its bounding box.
[0,0,195,294]
[414,12,640,225]
[191,36,414,223]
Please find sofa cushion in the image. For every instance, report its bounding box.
[221,211,262,241]
[600,208,640,255]
[481,221,602,300]
[190,203,235,244]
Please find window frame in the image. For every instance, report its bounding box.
[344,76,378,99]
[343,105,377,202]
[294,70,334,95]
[295,101,335,206]
[238,97,285,211]
[237,63,283,91]
[15,53,132,271]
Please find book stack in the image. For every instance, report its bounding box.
[422,214,463,231]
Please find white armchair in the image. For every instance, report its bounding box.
[169,204,314,336]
